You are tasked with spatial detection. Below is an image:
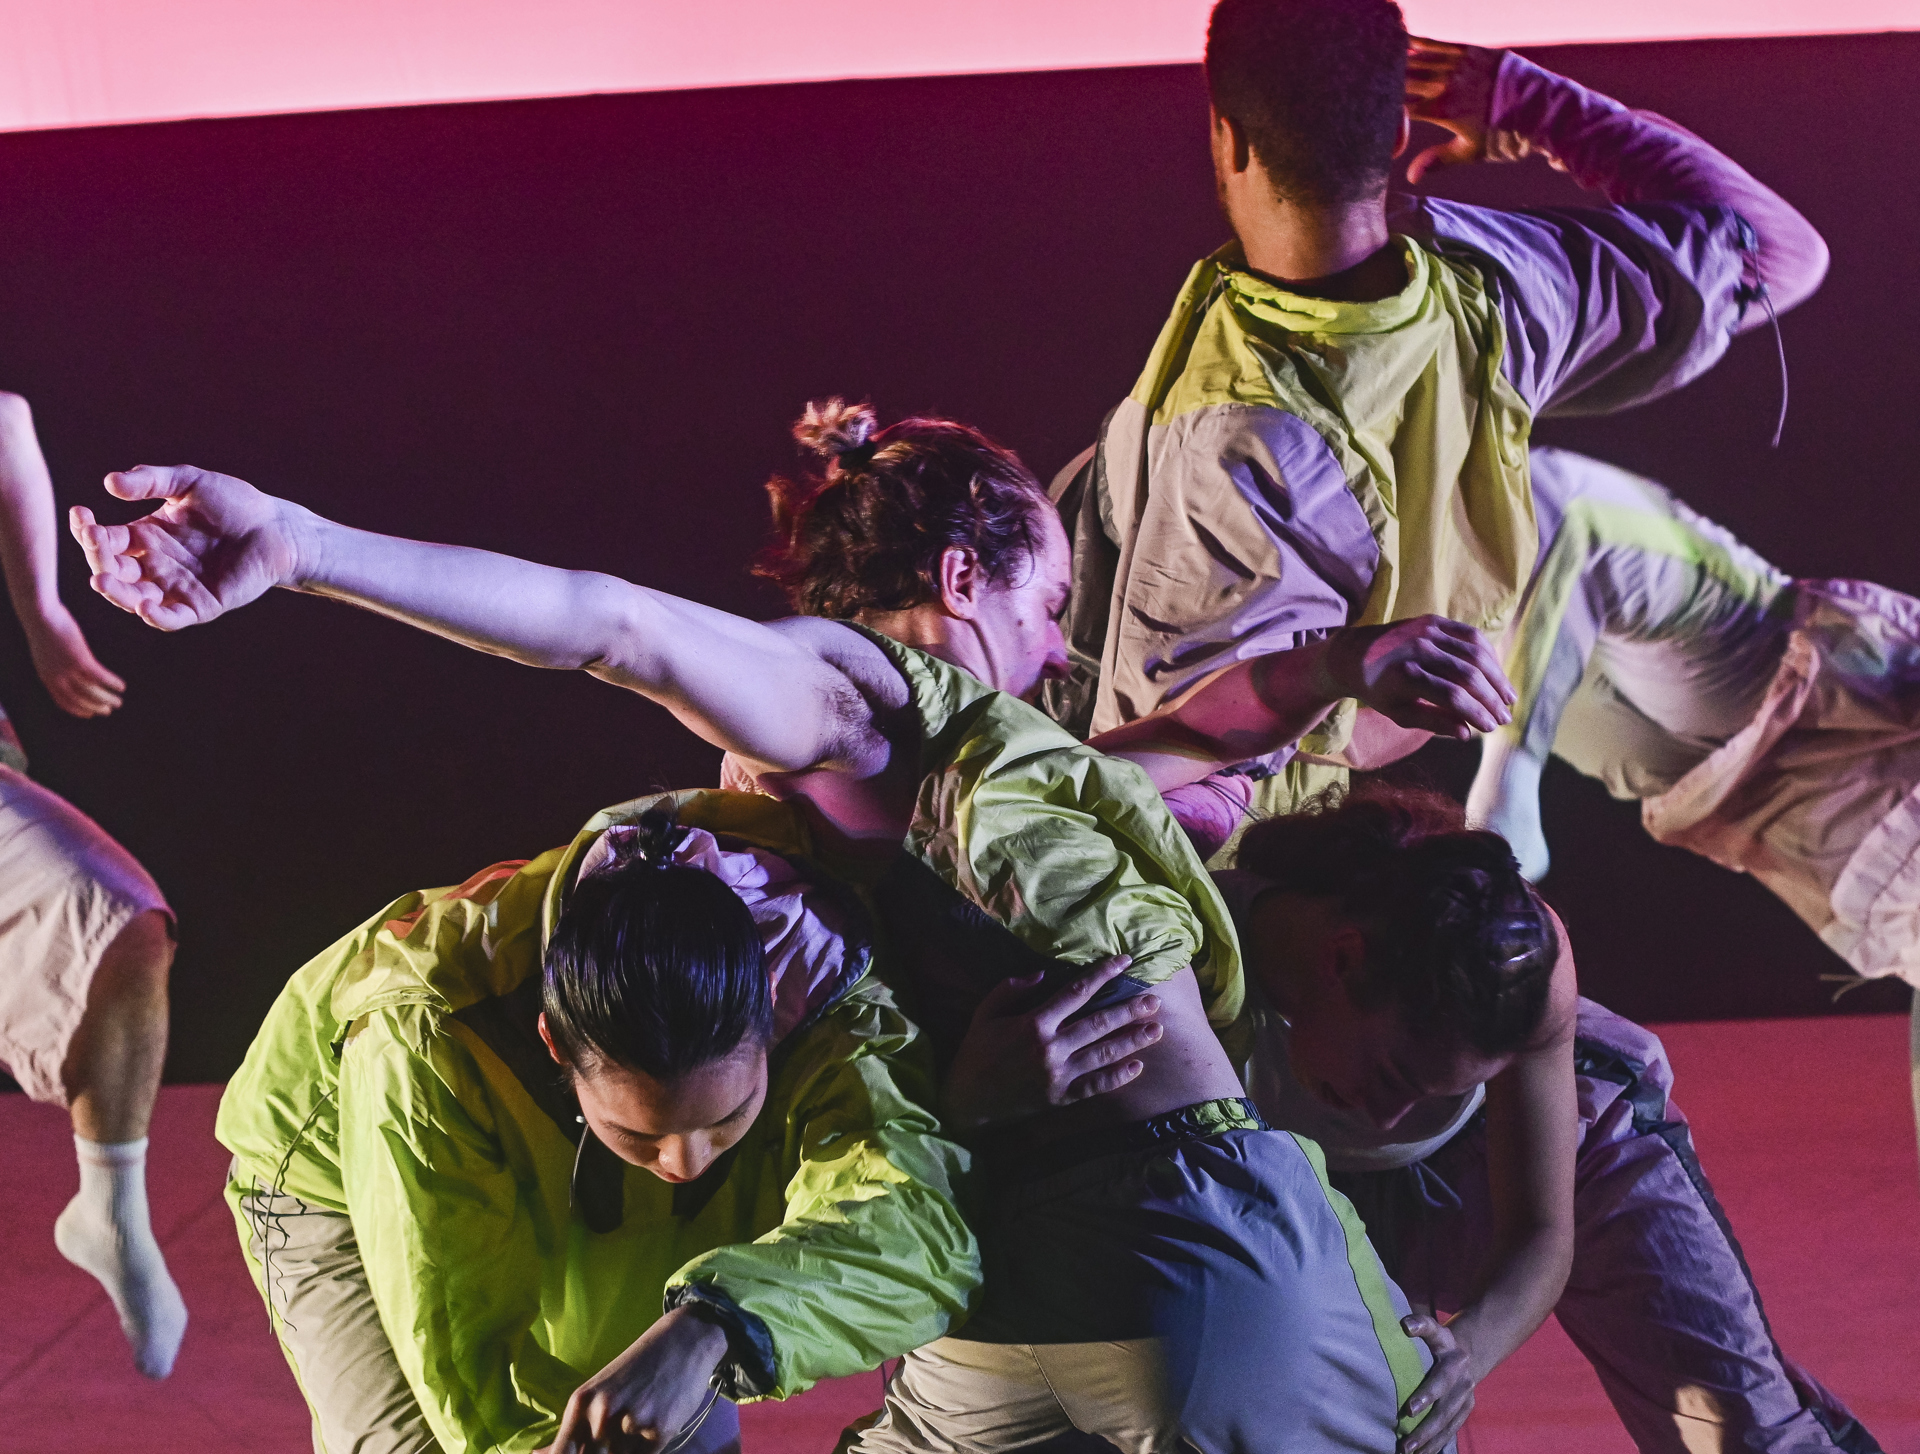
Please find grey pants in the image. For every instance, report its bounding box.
[233,1175,740,1454]
[851,1118,1434,1454]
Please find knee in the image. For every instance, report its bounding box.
[96,910,175,1008]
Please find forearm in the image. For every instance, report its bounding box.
[287,510,855,772]
[1492,53,1828,315]
[0,395,65,628]
[1445,1219,1573,1380]
[1090,645,1339,792]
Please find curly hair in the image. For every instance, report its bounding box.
[754,397,1051,620]
[1234,782,1558,1057]
[1205,0,1409,206]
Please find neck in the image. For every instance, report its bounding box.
[856,604,979,680]
[1246,891,1321,1020]
[1233,195,1402,302]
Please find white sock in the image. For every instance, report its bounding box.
[54,1135,188,1378]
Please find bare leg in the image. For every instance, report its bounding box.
[54,909,188,1378]
[65,909,171,1142]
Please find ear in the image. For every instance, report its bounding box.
[1392,108,1412,160]
[537,1011,569,1068]
[1210,105,1254,175]
[1325,924,1372,1005]
[935,545,987,621]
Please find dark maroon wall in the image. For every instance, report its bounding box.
[0,31,1910,1082]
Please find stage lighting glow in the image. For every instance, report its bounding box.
[0,0,1912,134]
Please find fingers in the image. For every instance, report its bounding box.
[972,969,1048,1022]
[1053,990,1161,1056]
[105,464,200,502]
[1061,1057,1147,1102]
[1031,954,1133,1036]
[1399,1315,1473,1454]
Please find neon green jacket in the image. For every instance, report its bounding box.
[853,627,1248,1055]
[217,790,977,1454]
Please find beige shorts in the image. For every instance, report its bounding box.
[0,765,169,1104]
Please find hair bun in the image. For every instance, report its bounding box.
[793,397,878,460]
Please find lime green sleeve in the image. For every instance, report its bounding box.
[666,982,979,1400]
[338,1007,578,1454]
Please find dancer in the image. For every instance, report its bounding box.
[0,391,184,1379]
[1047,0,1829,825]
[74,406,1439,1451]
[1220,786,1880,1454]
[1466,445,1920,1155]
[218,793,976,1454]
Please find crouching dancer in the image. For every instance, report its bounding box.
[217,798,975,1454]
[76,406,1438,1451]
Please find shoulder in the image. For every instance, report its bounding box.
[1525,900,1581,1054]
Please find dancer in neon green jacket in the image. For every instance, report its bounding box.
[218,788,976,1454]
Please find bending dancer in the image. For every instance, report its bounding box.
[1048,0,1828,825]
[1220,787,1879,1454]
[745,413,1875,1451]
[74,408,1438,1451]
[0,392,183,1379]
[219,795,975,1454]
[1467,446,1920,1149]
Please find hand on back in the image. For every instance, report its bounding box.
[1313,615,1515,740]
[941,956,1162,1131]
[69,464,299,631]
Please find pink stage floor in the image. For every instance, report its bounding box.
[2,1014,1915,1452]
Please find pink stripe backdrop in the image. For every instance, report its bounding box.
[0,0,1914,134]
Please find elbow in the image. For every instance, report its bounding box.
[1737,205,1832,328]
[0,391,30,434]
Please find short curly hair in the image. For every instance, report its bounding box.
[754,398,1051,620]
[1206,0,1409,206]
[1234,782,1559,1057]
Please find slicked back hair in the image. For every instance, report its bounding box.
[1206,0,1410,206]
[542,818,772,1081]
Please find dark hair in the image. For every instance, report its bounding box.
[1205,0,1409,206]
[1235,783,1557,1056]
[542,814,772,1079]
[755,397,1051,619]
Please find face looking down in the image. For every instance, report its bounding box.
[1246,892,1511,1132]
[541,1018,770,1184]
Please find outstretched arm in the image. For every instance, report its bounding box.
[0,394,125,716]
[1090,616,1514,793]
[71,463,893,775]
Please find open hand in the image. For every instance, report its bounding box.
[70,464,301,631]
[1404,37,1507,184]
[1316,616,1514,739]
[1400,1314,1476,1453]
[24,606,124,716]
[942,956,1160,1130]
[539,1307,728,1454]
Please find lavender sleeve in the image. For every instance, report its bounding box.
[1394,53,1829,418]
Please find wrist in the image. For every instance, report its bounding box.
[280,502,331,591]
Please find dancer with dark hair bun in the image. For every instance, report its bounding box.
[215,797,975,1454]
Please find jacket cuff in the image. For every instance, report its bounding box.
[663,1282,780,1400]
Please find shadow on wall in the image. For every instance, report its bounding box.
[0,31,1909,1081]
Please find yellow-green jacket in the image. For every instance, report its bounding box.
[217,790,976,1454]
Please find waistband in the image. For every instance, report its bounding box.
[980,1096,1270,1184]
